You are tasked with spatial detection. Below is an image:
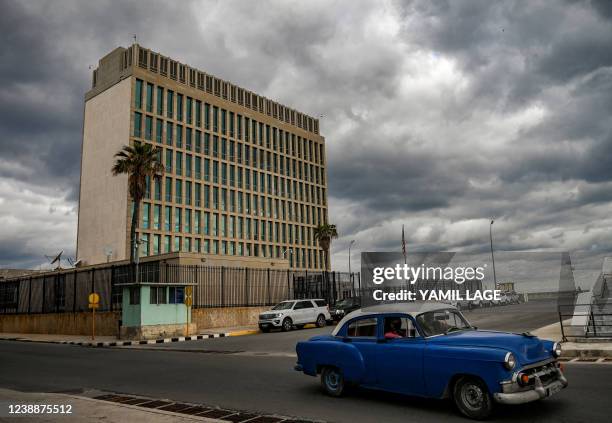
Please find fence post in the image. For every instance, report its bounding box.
[73,269,77,312]
[28,277,32,314]
[42,276,46,313]
[287,269,290,299]
[55,273,59,313]
[110,265,115,311]
[267,268,271,305]
[245,268,249,306]
[221,267,225,307]
[558,308,566,342]
[332,271,337,305]
[591,310,597,337]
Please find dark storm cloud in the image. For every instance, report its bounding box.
[1,0,611,271]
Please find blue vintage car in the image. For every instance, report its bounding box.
[295,302,567,419]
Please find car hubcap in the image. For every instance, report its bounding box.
[284,320,290,330]
[326,371,339,390]
[318,316,324,325]
[461,383,484,410]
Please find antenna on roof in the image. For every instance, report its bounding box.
[133,34,137,44]
[44,251,63,271]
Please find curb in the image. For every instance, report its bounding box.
[0,330,256,348]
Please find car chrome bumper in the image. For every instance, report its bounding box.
[494,372,568,405]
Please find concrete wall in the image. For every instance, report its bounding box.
[77,77,131,265]
[192,306,268,329]
[0,312,120,336]
[0,306,266,336]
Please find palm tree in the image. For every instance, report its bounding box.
[112,143,164,263]
[314,223,338,271]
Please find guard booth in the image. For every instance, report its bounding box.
[117,281,197,340]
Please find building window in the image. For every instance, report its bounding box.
[166,122,173,145]
[145,116,152,140]
[146,83,154,113]
[164,235,171,253]
[169,287,185,304]
[129,287,140,305]
[156,86,164,115]
[142,203,150,229]
[176,125,183,148]
[133,112,142,137]
[156,119,163,143]
[205,103,210,129]
[177,93,183,121]
[167,90,174,118]
[186,97,192,124]
[135,79,143,109]
[153,204,161,230]
[175,179,182,203]
[150,286,167,304]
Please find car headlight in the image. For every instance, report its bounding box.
[504,352,516,370]
[552,342,562,357]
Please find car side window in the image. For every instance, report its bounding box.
[346,317,378,337]
[383,316,418,339]
[314,300,326,307]
[299,300,314,309]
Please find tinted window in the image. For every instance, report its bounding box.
[296,300,314,309]
[346,317,377,337]
[314,300,326,307]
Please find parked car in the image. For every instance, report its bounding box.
[259,299,331,332]
[329,297,361,321]
[295,302,567,419]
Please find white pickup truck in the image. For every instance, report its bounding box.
[258,299,331,332]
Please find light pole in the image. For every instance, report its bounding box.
[348,240,356,278]
[489,219,497,290]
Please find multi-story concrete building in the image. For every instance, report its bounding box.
[77,44,328,270]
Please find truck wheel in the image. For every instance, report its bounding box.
[281,317,293,332]
[321,367,344,397]
[453,376,493,420]
[316,314,326,328]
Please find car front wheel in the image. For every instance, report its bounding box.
[453,376,493,420]
[281,317,293,332]
[316,314,326,328]
[321,367,344,397]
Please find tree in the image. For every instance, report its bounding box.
[314,223,338,271]
[112,143,164,263]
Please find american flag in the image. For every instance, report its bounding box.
[401,224,407,264]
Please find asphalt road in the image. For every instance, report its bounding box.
[132,300,562,354]
[1,300,608,422]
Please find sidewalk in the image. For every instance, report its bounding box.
[532,320,612,358]
[0,388,224,422]
[0,325,260,347]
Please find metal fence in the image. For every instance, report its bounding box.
[0,262,359,314]
[558,302,612,340]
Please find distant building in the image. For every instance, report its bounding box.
[77,44,329,270]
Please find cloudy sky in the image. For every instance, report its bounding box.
[1,0,612,272]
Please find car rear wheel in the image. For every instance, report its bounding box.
[321,367,344,397]
[316,314,326,328]
[281,317,293,332]
[453,376,493,420]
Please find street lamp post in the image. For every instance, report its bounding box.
[489,219,497,290]
[348,240,356,278]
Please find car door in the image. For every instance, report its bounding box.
[343,316,381,386]
[375,314,426,396]
[298,300,316,323]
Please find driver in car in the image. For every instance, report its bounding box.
[384,318,405,339]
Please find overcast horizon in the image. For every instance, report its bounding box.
[1,0,612,272]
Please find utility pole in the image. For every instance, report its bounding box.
[490,219,497,290]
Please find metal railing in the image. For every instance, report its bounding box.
[558,303,612,341]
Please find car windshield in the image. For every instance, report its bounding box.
[335,298,353,307]
[271,301,294,310]
[416,309,472,337]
